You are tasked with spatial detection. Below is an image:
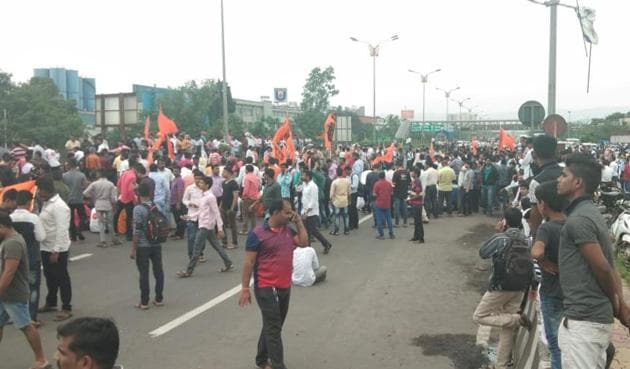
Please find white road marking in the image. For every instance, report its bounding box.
[358,214,373,224]
[70,253,93,262]
[149,280,253,338]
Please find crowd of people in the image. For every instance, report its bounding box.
[0,129,629,369]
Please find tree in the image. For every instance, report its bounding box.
[249,116,280,138]
[154,79,235,136]
[2,76,83,148]
[300,66,339,113]
[294,110,326,141]
[377,115,401,142]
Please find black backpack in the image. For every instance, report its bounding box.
[492,236,533,291]
[143,204,170,243]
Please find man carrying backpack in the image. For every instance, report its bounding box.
[473,207,534,369]
[129,182,165,310]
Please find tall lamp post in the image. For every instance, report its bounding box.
[350,34,399,143]
[220,0,229,143]
[436,86,460,121]
[451,97,471,121]
[408,68,441,122]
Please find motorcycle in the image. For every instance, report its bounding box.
[609,200,630,261]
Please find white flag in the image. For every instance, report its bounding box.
[577,7,598,45]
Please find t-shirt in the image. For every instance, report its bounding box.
[372,179,393,209]
[535,219,564,299]
[246,221,296,289]
[0,233,29,303]
[292,247,319,287]
[262,182,282,210]
[221,179,239,210]
[62,169,88,205]
[559,196,614,324]
[330,177,350,208]
[392,169,411,198]
[437,167,456,192]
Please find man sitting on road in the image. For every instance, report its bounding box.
[292,245,327,287]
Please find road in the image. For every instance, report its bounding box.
[2,213,494,369]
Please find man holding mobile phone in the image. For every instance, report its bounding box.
[239,199,308,369]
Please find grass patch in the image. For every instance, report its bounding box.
[615,256,630,285]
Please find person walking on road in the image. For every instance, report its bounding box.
[62,159,88,242]
[37,176,73,322]
[0,212,52,369]
[176,176,233,278]
[301,171,332,254]
[556,153,630,369]
[437,160,456,216]
[239,199,309,369]
[408,168,425,243]
[372,171,394,240]
[129,181,165,310]
[83,169,120,247]
[220,166,239,249]
[392,163,410,227]
[423,161,439,219]
[182,170,205,260]
[241,164,261,235]
[329,167,350,236]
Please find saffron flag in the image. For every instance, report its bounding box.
[0,180,37,203]
[372,144,395,166]
[322,113,336,152]
[498,128,516,151]
[271,118,295,164]
[144,115,151,141]
[158,108,178,136]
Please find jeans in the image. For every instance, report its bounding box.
[481,185,497,215]
[438,190,452,215]
[220,207,238,246]
[333,207,348,233]
[171,205,187,237]
[28,262,41,321]
[393,197,408,225]
[305,215,331,250]
[559,318,613,369]
[69,203,87,240]
[349,193,359,229]
[186,227,232,274]
[186,221,199,258]
[462,190,472,215]
[41,251,72,311]
[411,206,425,241]
[135,246,164,306]
[154,200,168,218]
[471,188,480,213]
[255,287,291,369]
[540,294,563,369]
[374,207,393,237]
[319,199,331,227]
[424,185,438,218]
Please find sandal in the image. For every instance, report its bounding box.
[226,244,238,250]
[53,310,73,322]
[30,361,53,369]
[220,264,234,272]
[135,304,149,310]
[153,300,164,307]
[176,270,192,278]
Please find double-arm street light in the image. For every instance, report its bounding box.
[451,97,471,121]
[408,68,441,121]
[350,34,399,143]
[436,86,460,121]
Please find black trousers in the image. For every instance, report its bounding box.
[69,203,87,240]
[349,193,359,229]
[462,190,472,215]
[255,287,290,369]
[115,201,134,240]
[171,204,187,237]
[41,251,72,311]
[471,189,480,213]
[135,246,164,306]
[305,215,331,250]
[424,185,438,218]
[411,206,425,241]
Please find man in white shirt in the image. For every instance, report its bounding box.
[601,159,614,185]
[292,246,327,287]
[423,163,439,219]
[301,170,332,254]
[182,170,205,260]
[36,176,73,321]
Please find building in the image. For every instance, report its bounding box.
[133,84,172,113]
[33,68,96,125]
[233,98,301,124]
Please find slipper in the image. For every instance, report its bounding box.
[153,300,164,307]
[134,304,149,310]
[220,264,234,272]
[53,311,72,322]
[176,270,192,278]
[226,245,238,250]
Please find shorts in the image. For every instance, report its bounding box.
[0,301,32,329]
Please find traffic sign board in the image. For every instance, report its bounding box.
[518,101,545,127]
[542,114,567,137]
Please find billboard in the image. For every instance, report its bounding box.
[332,115,352,143]
[95,93,138,130]
[401,109,415,120]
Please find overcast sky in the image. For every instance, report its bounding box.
[2,0,628,120]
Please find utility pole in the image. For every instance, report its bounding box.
[408,68,441,122]
[548,0,558,115]
[220,0,230,144]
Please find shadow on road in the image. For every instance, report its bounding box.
[412,333,489,369]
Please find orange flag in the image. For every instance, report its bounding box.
[272,118,295,164]
[322,113,336,152]
[372,144,395,166]
[144,115,151,141]
[0,180,37,202]
[498,128,515,151]
[158,107,178,136]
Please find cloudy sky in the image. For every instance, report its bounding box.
[2,0,628,120]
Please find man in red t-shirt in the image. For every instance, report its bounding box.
[372,171,395,239]
[239,199,308,369]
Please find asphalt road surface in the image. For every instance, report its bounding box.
[2,213,495,369]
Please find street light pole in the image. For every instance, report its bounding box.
[350,35,399,144]
[220,0,230,143]
[409,68,441,121]
[436,86,460,121]
[548,0,558,115]
[451,98,471,121]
